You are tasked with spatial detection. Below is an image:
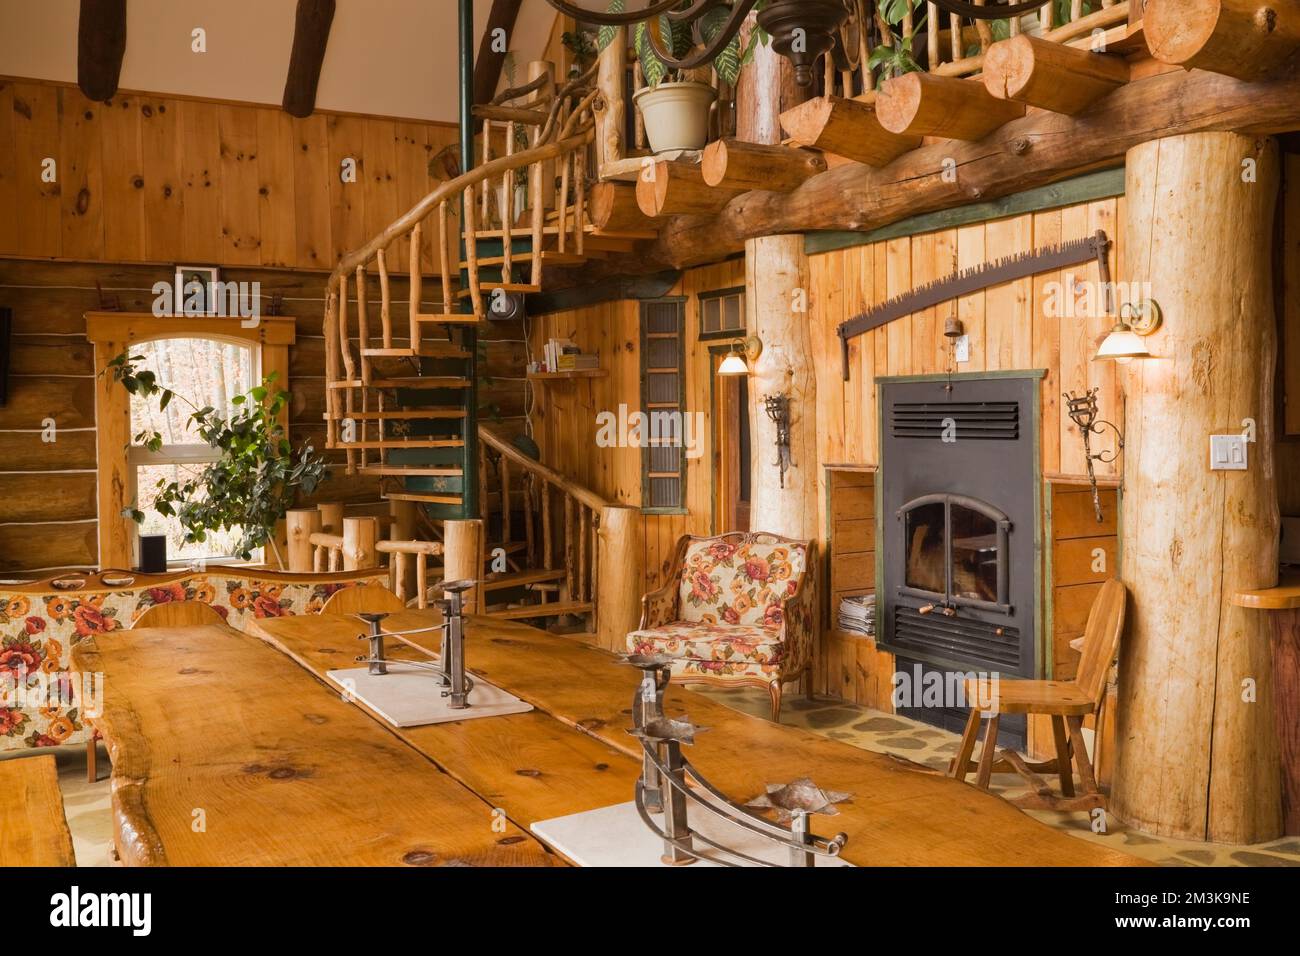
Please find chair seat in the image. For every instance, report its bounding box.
[962,677,1095,715]
[628,620,786,665]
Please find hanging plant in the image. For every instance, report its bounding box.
[103,350,328,568]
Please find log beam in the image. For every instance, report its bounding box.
[982,34,1130,114]
[631,63,1300,270]
[877,72,1027,141]
[702,139,828,191]
[1112,132,1282,844]
[778,96,921,167]
[635,161,744,218]
[473,0,524,106]
[590,181,657,233]
[1145,0,1300,81]
[77,0,127,103]
[282,0,336,118]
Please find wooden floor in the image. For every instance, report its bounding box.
[73,626,556,866]
[250,611,1145,867]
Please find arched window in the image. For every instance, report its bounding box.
[127,337,255,566]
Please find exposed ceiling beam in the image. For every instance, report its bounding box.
[625,62,1300,271]
[474,0,525,105]
[282,0,336,118]
[77,0,127,102]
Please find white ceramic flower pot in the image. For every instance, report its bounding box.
[633,81,717,153]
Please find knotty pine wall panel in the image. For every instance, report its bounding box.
[0,261,528,574]
[0,77,459,273]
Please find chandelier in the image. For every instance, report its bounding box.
[541,0,856,86]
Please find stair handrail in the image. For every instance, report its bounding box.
[479,425,609,512]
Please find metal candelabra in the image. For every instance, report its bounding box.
[619,653,850,867]
[352,579,478,708]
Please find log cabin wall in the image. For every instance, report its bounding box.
[0,78,528,574]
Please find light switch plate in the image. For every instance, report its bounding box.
[954,334,970,363]
[1210,434,1248,471]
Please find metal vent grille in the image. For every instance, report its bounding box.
[889,401,1019,440]
[892,606,1021,670]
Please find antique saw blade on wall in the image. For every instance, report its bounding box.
[837,230,1111,380]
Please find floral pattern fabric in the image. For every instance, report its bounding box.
[0,573,385,752]
[632,532,815,693]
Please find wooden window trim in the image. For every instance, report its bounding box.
[85,313,296,569]
[639,298,688,516]
[697,285,746,342]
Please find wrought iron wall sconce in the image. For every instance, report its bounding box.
[619,653,850,866]
[763,393,793,488]
[1064,388,1124,524]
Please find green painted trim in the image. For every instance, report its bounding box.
[804,167,1126,256]
[1043,482,1054,682]
[877,369,1048,385]
[1031,377,1045,681]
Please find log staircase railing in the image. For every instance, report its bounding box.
[478,425,609,621]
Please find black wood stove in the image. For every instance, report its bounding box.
[878,375,1040,748]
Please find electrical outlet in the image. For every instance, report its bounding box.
[954,334,970,363]
[1210,434,1248,471]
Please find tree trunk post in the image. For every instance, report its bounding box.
[286,507,321,572]
[444,518,484,614]
[1112,131,1283,844]
[597,505,644,652]
[342,517,378,571]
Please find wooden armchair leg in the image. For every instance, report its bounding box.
[1051,715,1075,797]
[86,736,97,783]
[950,708,982,780]
[768,679,783,722]
[975,714,1000,790]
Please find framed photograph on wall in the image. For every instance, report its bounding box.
[175,266,222,316]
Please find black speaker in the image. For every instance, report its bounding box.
[138,534,168,574]
[0,307,11,407]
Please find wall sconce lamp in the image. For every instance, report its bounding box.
[1095,300,1162,363]
[717,335,763,377]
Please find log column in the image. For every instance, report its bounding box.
[285,508,321,572]
[1112,132,1283,843]
[596,505,643,652]
[444,519,484,614]
[745,234,816,541]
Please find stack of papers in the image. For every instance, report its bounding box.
[838,593,875,637]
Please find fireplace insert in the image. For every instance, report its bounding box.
[879,374,1040,748]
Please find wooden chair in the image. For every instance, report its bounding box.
[132,600,227,629]
[948,578,1127,812]
[320,583,406,616]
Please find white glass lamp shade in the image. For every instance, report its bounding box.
[1095,323,1150,364]
[717,349,749,376]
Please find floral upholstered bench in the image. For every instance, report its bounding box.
[0,569,386,755]
[627,532,815,720]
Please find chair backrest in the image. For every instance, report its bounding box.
[320,583,406,616]
[1073,578,1127,705]
[676,532,810,627]
[132,600,227,629]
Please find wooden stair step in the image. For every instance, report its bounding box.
[322,408,467,421]
[412,313,483,326]
[361,344,470,359]
[460,251,588,269]
[481,568,566,592]
[329,377,471,390]
[359,465,463,477]
[485,600,594,620]
[457,282,541,299]
[385,492,463,506]
[328,439,464,451]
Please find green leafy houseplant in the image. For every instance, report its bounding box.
[103,350,327,568]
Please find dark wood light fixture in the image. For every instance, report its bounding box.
[542,0,852,86]
[77,0,127,103]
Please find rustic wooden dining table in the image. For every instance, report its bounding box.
[243,609,1146,868]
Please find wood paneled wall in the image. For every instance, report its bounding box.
[0,261,526,575]
[0,78,459,270]
[529,259,745,591]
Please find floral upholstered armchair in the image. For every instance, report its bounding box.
[627,532,816,720]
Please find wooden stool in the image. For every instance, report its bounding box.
[949,579,1127,812]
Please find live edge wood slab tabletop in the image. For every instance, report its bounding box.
[72,625,556,867]
[249,610,1145,867]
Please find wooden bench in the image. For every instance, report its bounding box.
[0,754,75,866]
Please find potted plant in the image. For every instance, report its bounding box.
[598,1,756,154]
[104,350,327,569]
